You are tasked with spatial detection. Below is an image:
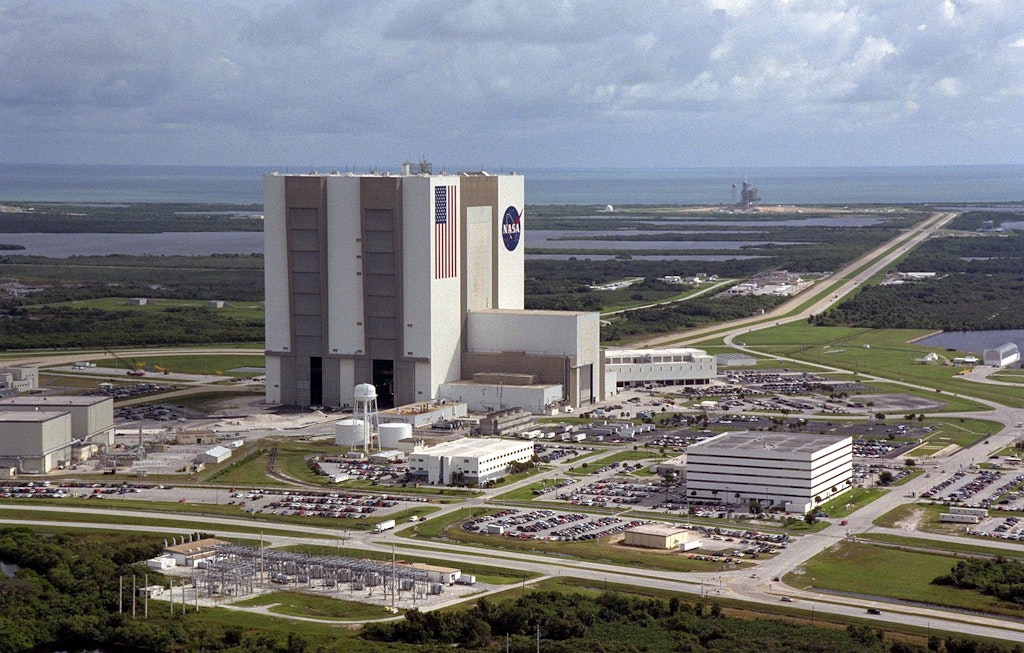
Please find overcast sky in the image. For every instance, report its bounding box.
[2,0,1022,169]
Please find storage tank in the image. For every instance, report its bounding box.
[335,418,365,447]
[379,422,412,448]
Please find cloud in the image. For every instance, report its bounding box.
[0,0,1021,167]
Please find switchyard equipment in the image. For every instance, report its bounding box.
[192,544,437,606]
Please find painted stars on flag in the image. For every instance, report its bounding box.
[434,185,457,279]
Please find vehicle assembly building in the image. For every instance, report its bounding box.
[406,437,534,486]
[263,169,602,412]
[685,431,852,514]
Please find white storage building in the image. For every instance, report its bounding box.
[685,431,853,514]
[407,437,534,485]
[604,347,716,391]
[196,445,232,465]
[983,342,1020,367]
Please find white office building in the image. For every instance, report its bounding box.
[604,347,717,391]
[685,431,852,514]
[264,169,602,411]
[407,437,534,486]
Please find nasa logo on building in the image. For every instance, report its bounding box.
[501,206,522,252]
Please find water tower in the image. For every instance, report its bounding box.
[353,383,379,451]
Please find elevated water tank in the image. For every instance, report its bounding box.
[354,383,377,401]
[379,422,413,448]
[334,418,365,447]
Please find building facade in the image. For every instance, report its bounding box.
[604,347,717,390]
[264,171,601,411]
[406,437,534,485]
[0,410,72,473]
[685,431,852,514]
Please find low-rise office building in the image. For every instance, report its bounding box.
[685,431,852,514]
[0,367,38,394]
[604,347,716,391]
[407,437,534,485]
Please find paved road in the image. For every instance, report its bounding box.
[631,211,958,348]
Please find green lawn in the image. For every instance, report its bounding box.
[54,296,264,321]
[88,352,265,377]
[789,540,1024,617]
[738,325,1024,408]
[233,590,400,620]
[817,487,887,518]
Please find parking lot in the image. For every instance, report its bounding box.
[922,470,1024,510]
[460,507,789,558]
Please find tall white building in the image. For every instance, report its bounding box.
[685,431,852,514]
[264,170,601,410]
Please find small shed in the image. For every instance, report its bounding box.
[623,523,699,550]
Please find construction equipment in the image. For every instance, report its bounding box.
[105,347,146,376]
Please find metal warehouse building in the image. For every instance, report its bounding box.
[983,342,1020,368]
[623,523,700,550]
[0,395,114,453]
[685,431,852,514]
[407,437,534,486]
[0,410,73,473]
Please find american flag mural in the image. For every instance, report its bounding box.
[434,184,457,279]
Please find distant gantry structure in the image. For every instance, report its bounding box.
[731,180,761,209]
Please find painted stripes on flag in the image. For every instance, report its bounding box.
[434,184,457,279]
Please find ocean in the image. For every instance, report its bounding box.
[1,163,1022,206]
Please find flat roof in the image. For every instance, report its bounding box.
[0,409,68,423]
[416,437,533,458]
[164,537,229,555]
[0,395,110,407]
[605,347,709,357]
[470,308,593,317]
[627,523,687,537]
[690,431,850,454]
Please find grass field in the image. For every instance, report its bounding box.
[90,352,265,377]
[738,324,1024,408]
[817,487,887,518]
[0,502,316,539]
[53,297,264,322]
[233,590,400,620]
[788,540,1024,617]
